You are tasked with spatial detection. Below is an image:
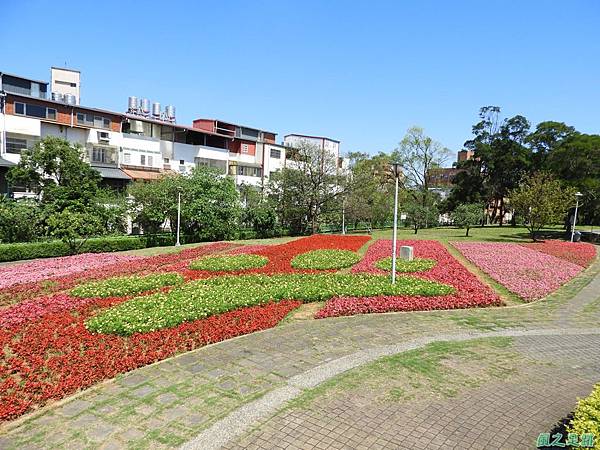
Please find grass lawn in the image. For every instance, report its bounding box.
[369,224,565,243]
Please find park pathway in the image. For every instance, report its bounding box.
[0,257,599,449]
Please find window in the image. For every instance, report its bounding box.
[14,102,25,115]
[46,108,57,120]
[91,147,115,164]
[140,155,146,166]
[237,165,262,177]
[123,153,131,164]
[241,143,249,154]
[179,159,184,165]
[76,112,110,129]
[25,104,47,118]
[270,148,281,159]
[147,155,153,167]
[6,137,28,154]
[163,158,170,163]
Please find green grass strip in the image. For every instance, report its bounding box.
[86,273,454,335]
[375,257,437,273]
[71,273,183,298]
[189,254,268,271]
[291,249,361,270]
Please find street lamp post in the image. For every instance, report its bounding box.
[570,192,583,243]
[342,196,346,235]
[175,189,182,247]
[391,162,402,284]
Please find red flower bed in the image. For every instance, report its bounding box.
[0,299,300,421]
[315,239,501,318]
[0,242,235,308]
[173,234,371,280]
[520,240,597,268]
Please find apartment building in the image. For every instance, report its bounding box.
[283,134,347,173]
[0,67,289,196]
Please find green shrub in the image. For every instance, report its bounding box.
[375,257,437,273]
[189,254,269,271]
[291,249,361,270]
[85,273,454,335]
[71,272,183,298]
[568,383,600,449]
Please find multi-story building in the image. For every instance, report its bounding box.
[283,134,346,172]
[0,67,290,196]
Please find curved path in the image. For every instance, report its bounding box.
[0,259,599,449]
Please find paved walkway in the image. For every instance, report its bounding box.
[0,258,599,449]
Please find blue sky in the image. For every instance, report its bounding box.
[2,0,599,160]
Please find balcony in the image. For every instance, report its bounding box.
[88,145,118,167]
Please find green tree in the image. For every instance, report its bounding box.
[239,184,279,238]
[345,152,396,230]
[451,203,483,237]
[46,208,104,254]
[404,195,439,234]
[393,126,450,205]
[544,133,600,226]
[128,167,240,240]
[7,136,103,210]
[510,172,576,241]
[267,142,346,235]
[456,107,533,225]
[0,198,43,243]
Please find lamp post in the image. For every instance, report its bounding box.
[391,162,402,284]
[175,188,182,247]
[342,196,346,235]
[570,191,583,243]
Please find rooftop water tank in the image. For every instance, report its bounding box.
[52,92,64,102]
[152,102,161,117]
[128,96,138,112]
[165,105,176,121]
[140,98,150,114]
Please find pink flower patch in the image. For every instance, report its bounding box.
[316,240,501,318]
[453,242,584,301]
[520,240,596,268]
[0,253,141,290]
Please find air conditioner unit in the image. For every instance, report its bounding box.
[97,131,110,143]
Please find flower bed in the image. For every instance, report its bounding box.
[171,234,371,279]
[453,242,583,301]
[189,254,269,271]
[520,240,597,268]
[87,273,453,335]
[0,252,141,290]
[0,299,300,421]
[0,242,235,308]
[291,249,361,270]
[316,240,501,318]
[375,257,436,273]
[71,273,183,298]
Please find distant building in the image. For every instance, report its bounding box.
[426,167,462,188]
[0,66,289,197]
[283,134,347,172]
[457,149,474,162]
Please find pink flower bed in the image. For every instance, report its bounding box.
[453,242,584,301]
[520,240,596,268]
[0,253,141,289]
[316,240,501,318]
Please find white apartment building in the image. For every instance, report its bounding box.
[0,68,288,196]
[283,133,348,173]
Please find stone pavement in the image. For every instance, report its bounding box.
[0,257,598,449]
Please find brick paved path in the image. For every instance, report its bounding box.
[0,257,598,449]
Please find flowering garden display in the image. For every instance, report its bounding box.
[291,249,361,270]
[0,234,593,421]
[375,257,437,273]
[520,240,596,268]
[315,240,501,318]
[453,242,589,301]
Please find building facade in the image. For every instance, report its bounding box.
[0,67,295,197]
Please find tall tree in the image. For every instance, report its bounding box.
[267,142,346,234]
[455,106,533,224]
[510,172,576,241]
[393,126,450,204]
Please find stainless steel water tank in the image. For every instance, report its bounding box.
[52,92,64,102]
[140,98,150,114]
[64,94,76,105]
[152,102,161,117]
[128,96,138,112]
[165,105,176,120]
